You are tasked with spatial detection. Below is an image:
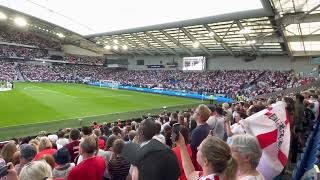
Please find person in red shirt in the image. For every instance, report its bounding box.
[93,129,105,150]
[67,135,106,180]
[172,126,193,180]
[63,129,80,163]
[34,137,57,161]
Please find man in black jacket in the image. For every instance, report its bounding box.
[133,119,180,180]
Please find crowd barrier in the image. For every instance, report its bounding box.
[88,82,234,103]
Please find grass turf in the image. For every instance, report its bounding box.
[0,82,202,140]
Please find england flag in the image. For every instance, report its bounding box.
[241,101,291,179]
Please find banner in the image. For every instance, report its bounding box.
[88,82,234,103]
[241,101,290,179]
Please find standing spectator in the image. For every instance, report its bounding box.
[176,134,238,180]
[0,141,17,163]
[93,129,105,150]
[190,104,211,170]
[34,137,57,160]
[230,134,264,180]
[172,126,193,180]
[53,147,75,179]
[56,130,69,149]
[19,160,53,180]
[64,129,80,163]
[153,122,166,144]
[225,113,246,144]
[107,139,130,180]
[67,135,106,180]
[14,144,37,175]
[131,119,180,180]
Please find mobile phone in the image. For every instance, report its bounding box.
[171,123,181,141]
[0,165,9,178]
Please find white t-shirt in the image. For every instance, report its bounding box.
[239,172,265,180]
[56,138,69,149]
[227,120,246,144]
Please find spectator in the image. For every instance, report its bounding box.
[19,160,53,180]
[172,126,193,180]
[93,129,105,150]
[0,141,17,163]
[230,134,264,179]
[131,119,180,180]
[128,130,137,142]
[56,130,69,149]
[107,139,130,180]
[14,144,37,175]
[40,154,56,169]
[67,135,106,180]
[28,139,40,153]
[176,134,238,180]
[80,126,92,140]
[153,122,166,144]
[225,112,246,144]
[112,126,122,137]
[64,129,80,163]
[34,137,57,160]
[53,147,75,179]
[190,104,211,170]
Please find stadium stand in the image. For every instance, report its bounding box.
[0,0,320,179]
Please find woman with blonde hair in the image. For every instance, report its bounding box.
[20,160,53,180]
[176,134,238,180]
[34,137,56,160]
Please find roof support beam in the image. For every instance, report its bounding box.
[180,27,212,56]
[286,34,320,41]
[131,33,165,55]
[160,30,194,56]
[120,36,154,56]
[145,32,178,55]
[300,4,320,20]
[281,13,320,25]
[203,24,235,56]
[236,21,261,56]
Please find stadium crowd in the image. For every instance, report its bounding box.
[0,29,61,50]
[0,45,49,60]
[1,60,314,99]
[0,61,18,82]
[0,88,319,180]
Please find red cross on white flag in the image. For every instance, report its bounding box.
[241,101,291,179]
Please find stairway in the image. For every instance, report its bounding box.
[14,64,25,82]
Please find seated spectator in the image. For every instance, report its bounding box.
[131,119,180,180]
[107,139,130,180]
[67,135,106,180]
[56,130,69,149]
[190,104,211,170]
[64,129,80,163]
[0,141,17,163]
[172,126,193,180]
[34,137,57,160]
[53,147,75,179]
[15,144,37,175]
[230,134,264,180]
[176,134,238,180]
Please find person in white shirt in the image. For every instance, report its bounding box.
[225,113,246,144]
[56,130,69,149]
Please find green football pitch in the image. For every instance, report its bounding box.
[0,82,202,140]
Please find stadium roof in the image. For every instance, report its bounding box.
[0,0,319,57]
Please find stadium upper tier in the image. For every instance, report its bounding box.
[0,60,314,99]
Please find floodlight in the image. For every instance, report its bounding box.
[0,12,7,20]
[208,32,214,37]
[122,45,128,50]
[14,17,27,27]
[113,45,119,50]
[246,40,256,45]
[238,27,252,34]
[113,39,119,44]
[193,41,200,48]
[104,45,111,50]
[57,33,65,38]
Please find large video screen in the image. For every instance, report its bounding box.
[183,56,206,71]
